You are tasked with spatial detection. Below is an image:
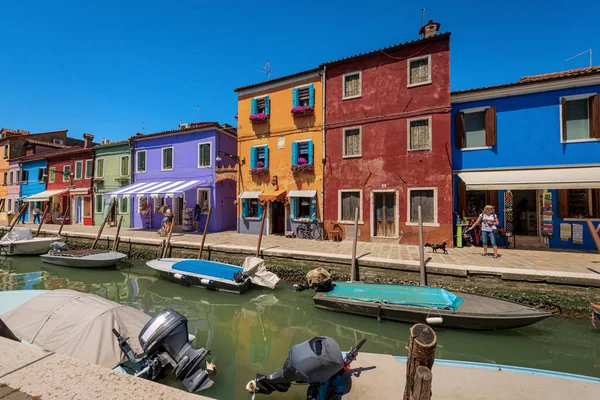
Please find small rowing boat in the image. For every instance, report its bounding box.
[40,243,127,268]
[313,282,552,330]
[0,229,61,256]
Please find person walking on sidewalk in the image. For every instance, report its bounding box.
[466,205,499,259]
[33,206,42,224]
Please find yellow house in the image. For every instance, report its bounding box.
[235,68,323,236]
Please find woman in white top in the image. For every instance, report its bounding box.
[466,205,499,259]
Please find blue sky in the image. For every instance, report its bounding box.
[1,1,598,142]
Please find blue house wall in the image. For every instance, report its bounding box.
[20,159,47,222]
[452,84,600,251]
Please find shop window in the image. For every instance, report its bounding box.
[466,190,488,218]
[408,55,431,87]
[409,189,436,223]
[242,199,261,218]
[456,108,497,149]
[339,191,361,222]
[95,194,103,213]
[162,147,173,170]
[342,71,361,99]
[564,189,600,218]
[154,197,165,213]
[137,150,146,173]
[290,196,316,220]
[197,189,210,213]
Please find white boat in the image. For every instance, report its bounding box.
[0,229,61,255]
[40,248,128,268]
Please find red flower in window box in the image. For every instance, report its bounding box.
[249,113,269,123]
[291,105,314,117]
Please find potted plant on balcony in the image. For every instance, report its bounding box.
[249,113,269,124]
[291,105,314,117]
[291,157,314,173]
[250,160,269,175]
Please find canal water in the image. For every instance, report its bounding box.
[1,257,599,399]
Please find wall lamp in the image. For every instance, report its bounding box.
[216,151,245,165]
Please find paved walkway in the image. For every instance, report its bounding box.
[7,222,599,282]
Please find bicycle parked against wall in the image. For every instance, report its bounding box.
[296,220,325,240]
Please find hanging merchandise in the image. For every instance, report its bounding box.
[182,207,194,232]
[504,191,514,233]
[541,191,554,238]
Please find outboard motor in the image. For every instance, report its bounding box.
[248,336,365,399]
[113,309,214,392]
[48,241,69,255]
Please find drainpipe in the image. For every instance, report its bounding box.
[321,65,326,222]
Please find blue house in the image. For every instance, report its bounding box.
[19,156,48,222]
[452,66,600,251]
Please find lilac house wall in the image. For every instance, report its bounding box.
[131,127,237,232]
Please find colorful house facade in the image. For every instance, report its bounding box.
[7,159,21,218]
[452,66,600,251]
[117,123,237,232]
[44,134,96,226]
[234,69,323,236]
[92,140,132,227]
[323,22,453,245]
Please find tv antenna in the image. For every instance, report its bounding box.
[421,8,425,36]
[197,106,200,122]
[566,49,593,67]
[258,60,271,80]
[141,122,145,132]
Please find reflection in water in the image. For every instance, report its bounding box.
[1,257,599,399]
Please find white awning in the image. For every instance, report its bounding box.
[105,180,210,198]
[70,188,90,195]
[238,191,262,199]
[287,190,317,198]
[458,167,600,190]
[26,189,69,202]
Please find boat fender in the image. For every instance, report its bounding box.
[426,317,443,325]
[200,278,213,285]
[174,273,186,280]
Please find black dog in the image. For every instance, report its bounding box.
[425,241,448,254]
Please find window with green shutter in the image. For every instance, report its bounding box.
[85,160,93,178]
[162,147,173,170]
[95,158,104,178]
[121,156,129,176]
[75,161,83,180]
[137,150,146,173]
[49,168,55,183]
[95,194,103,213]
[198,143,211,168]
[63,165,71,182]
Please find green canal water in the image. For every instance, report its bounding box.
[1,257,599,399]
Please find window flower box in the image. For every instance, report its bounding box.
[250,167,269,175]
[291,105,314,117]
[291,158,314,173]
[249,113,269,123]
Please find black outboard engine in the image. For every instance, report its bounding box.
[253,336,344,394]
[48,241,69,254]
[113,309,214,392]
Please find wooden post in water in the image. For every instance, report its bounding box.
[57,204,70,236]
[256,213,266,258]
[198,205,213,260]
[7,204,28,234]
[92,199,115,249]
[350,207,359,282]
[403,324,437,400]
[35,204,50,237]
[418,205,427,286]
[112,216,123,252]
[162,222,174,258]
[411,366,433,400]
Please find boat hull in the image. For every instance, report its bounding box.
[314,290,552,330]
[0,237,61,255]
[40,251,127,268]
[147,258,250,294]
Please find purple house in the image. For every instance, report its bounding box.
[107,122,238,232]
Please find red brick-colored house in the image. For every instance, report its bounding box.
[323,22,453,245]
[45,134,95,226]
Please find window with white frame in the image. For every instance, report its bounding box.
[94,194,103,213]
[49,168,55,183]
[85,160,93,178]
[63,165,71,182]
[242,198,260,218]
[339,190,361,222]
[343,71,361,99]
[95,158,104,178]
[408,55,431,86]
[564,98,590,141]
[120,155,129,176]
[464,111,487,148]
[21,170,28,184]
[298,86,310,106]
[197,189,210,213]
[409,189,436,224]
[198,143,211,168]
[38,167,47,182]
[408,118,431,151]
[119,197,129,214]
[9,171,13,185]
[296,142,310,164]
[343,127,361,157]
[74,161,83,180]
[162,147,173,170]
[137,150,146,173]
[256,97,266,114]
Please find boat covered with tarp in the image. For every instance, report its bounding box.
[313,282,552,330]
[0,228,61,255]
[146,256,279,294]
[40,242,127,268]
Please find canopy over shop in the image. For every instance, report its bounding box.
[23,189,70,224]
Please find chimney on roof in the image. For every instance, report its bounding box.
[419,19,440,38]
[83,133,94,148]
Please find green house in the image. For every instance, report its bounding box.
[93,140,132,227]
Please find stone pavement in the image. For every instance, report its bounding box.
[8,222,600,286]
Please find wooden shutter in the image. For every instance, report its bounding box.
[308,84,315,107]
[263,145,269,168]
[250,147,257,168]
[485,107,497,146]
[487,190,498,212]
[557,189,569,218]
[457,180,467,218]
[455,112,465,149]
[590,94,600,139]
[307,140,314,165]
[561,98,568,141]
[292,88,299,107]
[264,95,270,115]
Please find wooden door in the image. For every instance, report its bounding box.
[374,193,396,237]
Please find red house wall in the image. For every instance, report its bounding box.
[47,150,95,226]
[324,34,453,245]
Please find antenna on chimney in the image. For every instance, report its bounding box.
[566,49,593,67]
[421,8,425,36]
[258,60,271,80]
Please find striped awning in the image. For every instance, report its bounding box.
[105,180,209,198]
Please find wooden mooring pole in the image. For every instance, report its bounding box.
[198,205,213,260]
[403,323,437,400]
[7,204,28,234]
[92,199,115,249]
[35,204,50,237]
[162,223,174,258]
[256,213,266,258]
[57,204,70,236]
[412,366,433,400]
[418,205,427,286]
[350,207,359,282]
[112,216,123,252]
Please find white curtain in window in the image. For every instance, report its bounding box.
[345,75,360,97]
[410,120,429,150]
[345,129,360,155]
[410,59,429,84]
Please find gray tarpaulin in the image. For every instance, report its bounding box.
[242,257,280,289]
